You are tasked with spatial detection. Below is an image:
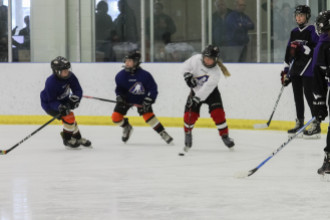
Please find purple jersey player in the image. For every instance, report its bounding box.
[40,56,91,149]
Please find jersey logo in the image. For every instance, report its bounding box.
[196,74,209,86]
[129,82,145,95]
[57,85,70,100]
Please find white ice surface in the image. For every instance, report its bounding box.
[0,125,329,220]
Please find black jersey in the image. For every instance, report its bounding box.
[313,33,330,100]
[284,25,319,77]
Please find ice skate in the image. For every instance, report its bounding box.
[61,132,80,149]
[160,130,173,144]
[318,152,330,176]
[222,134,235,150]
[122,123,133,143]
[288,118,304,138]
[303,120,321,139]
[78,137,92,147]
[183,132,192,152]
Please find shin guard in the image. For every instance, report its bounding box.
[184,111,199,133]
[143,113,164,133]
[210,108,228,136]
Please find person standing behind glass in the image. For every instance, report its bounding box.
[211,0,232,61]
[0,0,7,61]
[18,15,30,50]
[146,2,176,45]
[114,0,138,43]
[224,0,254,62]
[95,1,116,61]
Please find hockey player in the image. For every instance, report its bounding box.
[40,56,91,149]
[111,50,173,144]
[280,5,319,138]
[182,45,234,152]
[312,11,330,176]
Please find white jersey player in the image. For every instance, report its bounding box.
[182,45,234,152]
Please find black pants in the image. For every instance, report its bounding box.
[291,76,315,120]
[185,87,224,113]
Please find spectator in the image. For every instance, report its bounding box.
[224,0,254,62]
[95,1,116,61]
[114,0,138,43]
[0,0,8,61]
[211,0,232,61]
[146,2,176,45]
[18,15,30,50]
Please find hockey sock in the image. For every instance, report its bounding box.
[143,113,164,133]
[71,122,81,138]
[184,111,199,133]
[112,112,125,126]
[210,108,228,136]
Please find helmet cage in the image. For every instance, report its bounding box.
[294,5,311,22]
[51,56,71,79]
[202,45,220,68]
[124,50,141,73]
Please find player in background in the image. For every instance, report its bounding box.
[40,56,91,149]
[182,45,234,152]
[312,11,330,176]
[111,50,173,144]
[280,5,319,138]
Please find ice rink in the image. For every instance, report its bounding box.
[1,124,329,220]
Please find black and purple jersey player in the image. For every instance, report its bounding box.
[280,5,320,138]
[40,56,91,149]
[312,11,330,177]
[111,50,173,144]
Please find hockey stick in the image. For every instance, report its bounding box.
[179,90,194,156]
[83,95,142,108]
[0,116,57,155]
[253,85,285,129]
[235,117,316,178]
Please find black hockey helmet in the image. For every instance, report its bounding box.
[202,45,220,68]
[124,50,141,73]
[51,56,71,79]
[294,5,311,22]
[315,10,330,35]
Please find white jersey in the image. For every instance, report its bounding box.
[182,54,221,101]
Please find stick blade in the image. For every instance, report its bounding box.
[234,170,251,179]
[253,123,269,129]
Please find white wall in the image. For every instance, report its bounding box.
[0,62,308,121]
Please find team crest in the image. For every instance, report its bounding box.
[129,82,145,95]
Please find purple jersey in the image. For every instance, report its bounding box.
[40,72,82,112]
[115,68,158,105]
[284,25,319,77]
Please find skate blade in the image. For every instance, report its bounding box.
[65,146,82,150]
[183,146,191,152]
[303,134,321,139]
[228,147,235,152]
[320,173,330,182]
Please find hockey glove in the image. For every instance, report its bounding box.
[184,72,197,88]
[116,95,127,105]
[280,71,291,86]
[186,96,201,110]
[58,104,70,117]
[313,98,328,121]
[139,97,154,114]
[68,95,80,109]
[289,41,304,58]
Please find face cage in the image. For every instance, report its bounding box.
[54,68,71,79]
[202,56,218,68]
